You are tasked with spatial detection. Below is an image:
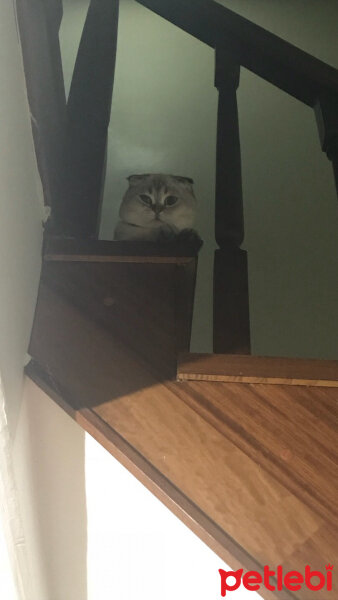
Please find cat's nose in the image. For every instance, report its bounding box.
[153,205,164,216]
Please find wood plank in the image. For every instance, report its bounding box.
[30,251,197,382]
[45,254,196,265]
[25,364,291,600]
[174,378,338,530]
[178,353,338,387]
[43,236,202,262]
[136,0,338,106]
[27,346,338,599]
[27,257,338,599]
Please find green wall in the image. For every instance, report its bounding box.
[61,0,338,358]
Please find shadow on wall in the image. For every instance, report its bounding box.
[13,378,87,600]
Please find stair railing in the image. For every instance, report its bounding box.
[17,0,338,355]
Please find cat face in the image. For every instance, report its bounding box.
[119,174,196,232]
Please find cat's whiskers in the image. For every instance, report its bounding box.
[114,173,197,242]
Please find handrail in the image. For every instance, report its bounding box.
[19,0,337,354]
[136,0,338,354]
[136,0,338,107]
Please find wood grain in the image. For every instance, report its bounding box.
[28,256,338,599]
[43,236,202,261]
[31,258,197,382]
[173,379,338,529]
[178,353,338,387]
[26,363,292,600]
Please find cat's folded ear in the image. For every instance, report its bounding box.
[172,175,194,186]
[127,174,150,186]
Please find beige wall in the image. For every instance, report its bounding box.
[0,2,44,599]
[0,0,43,434]
[13,379,87,600]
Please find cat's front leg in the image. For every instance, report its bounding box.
[176,228,203,249]
[156,223,179,242]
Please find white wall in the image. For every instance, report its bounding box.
[13,379,87,600]
[0,0,43,434]
[0,1,43,599]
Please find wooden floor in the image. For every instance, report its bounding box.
[27,242,338,600]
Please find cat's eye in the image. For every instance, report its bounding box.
[165,195,178,207]
[139,194,153,206]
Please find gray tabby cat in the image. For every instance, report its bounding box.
[114,173,198,242]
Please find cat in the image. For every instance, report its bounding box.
[114,173,199,242]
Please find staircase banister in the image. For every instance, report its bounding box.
[136,0,338,106]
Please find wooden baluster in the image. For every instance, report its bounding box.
[16,0,68,232]
[66,0,120,238]
[213,43,251,354]
[315,92,338,199]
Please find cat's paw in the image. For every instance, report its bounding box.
[176,228,203,249]
[156,225,178,242]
